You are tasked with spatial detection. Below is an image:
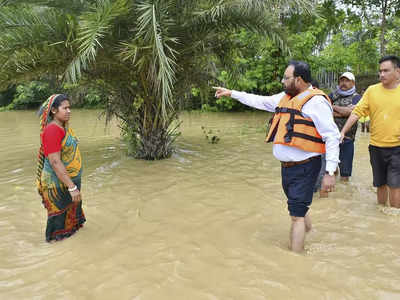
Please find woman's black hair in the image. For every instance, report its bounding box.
[50,94,69,116]
[38,94,69,117]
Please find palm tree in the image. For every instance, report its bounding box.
[0,0,314,159]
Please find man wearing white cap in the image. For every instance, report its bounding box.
[328,71,361,182]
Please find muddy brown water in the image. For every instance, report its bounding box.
[1,110,399,300]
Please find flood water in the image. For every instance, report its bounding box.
[1,110,400,300]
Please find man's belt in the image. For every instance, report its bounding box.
[280,155,321,168]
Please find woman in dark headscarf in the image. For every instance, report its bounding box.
[36,94,85,242]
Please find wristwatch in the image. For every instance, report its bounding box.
[325,170,334,176]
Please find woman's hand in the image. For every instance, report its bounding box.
[48,152,82,203]
[69,188,81,202]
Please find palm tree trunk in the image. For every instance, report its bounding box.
[135,99,178,160]
[379,0,388,56]
[106,89,179,160]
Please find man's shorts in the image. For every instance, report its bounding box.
[369,145,400,188]
[281,156,321,217]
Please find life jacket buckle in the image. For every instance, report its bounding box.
[284,134,292,143]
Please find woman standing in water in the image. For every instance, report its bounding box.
[36,94,85,242]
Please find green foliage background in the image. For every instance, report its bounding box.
[0,79,107,111]
[1,0,399,113]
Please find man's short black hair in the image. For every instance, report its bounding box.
[379,55,400,68]
[310,79,319,88]
[288,60,312,83]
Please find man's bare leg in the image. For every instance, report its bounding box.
[389,187,400,208]
[305,211,312,233]
[319,190,329,198]
[340,176,349,182]
[290,216,306,253]
[377,185,388,206]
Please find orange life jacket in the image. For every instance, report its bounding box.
[265,88,332,153]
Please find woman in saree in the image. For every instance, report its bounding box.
[36,94,86,242]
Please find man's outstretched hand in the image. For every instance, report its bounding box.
[213,87,232,98]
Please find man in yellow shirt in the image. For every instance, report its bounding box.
[359,116,370,133]
[341,55,400,207]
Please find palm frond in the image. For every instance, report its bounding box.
[0,0,93,13]
[0,5,62,51]
[0,5,75,85]
[134,0,178,118]
[184,0,315,59]
[192,0,315,31]
[64,0,130,82]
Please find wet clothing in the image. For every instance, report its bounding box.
[36,94,85,242]
[266,89,331,154]
[232,87,340,217]
[282,156,321,217]
[314,154,327,192]
[39,125,85,242]
[369,145,400,188]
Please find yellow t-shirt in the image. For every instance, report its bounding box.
[353,83,400,147]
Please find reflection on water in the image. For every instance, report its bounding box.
[1,110,400,299]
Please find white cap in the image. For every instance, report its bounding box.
[340,71,355,81]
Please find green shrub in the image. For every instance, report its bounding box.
[0,85,16,108]
[63,81,108,108]
[7,81,51,110]
[201,103,218,112]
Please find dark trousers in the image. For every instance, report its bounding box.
[282,156,321,217]
[339,138,354,177]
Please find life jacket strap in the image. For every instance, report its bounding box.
[283,107,319,143]
[292,119,315,127]
[285,132,324,144]
[275,107,302,115]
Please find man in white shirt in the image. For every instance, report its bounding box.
[214,60,340,252]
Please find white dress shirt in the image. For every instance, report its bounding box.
[231,87,340,173]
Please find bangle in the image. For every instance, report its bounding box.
[68,185,77,192]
